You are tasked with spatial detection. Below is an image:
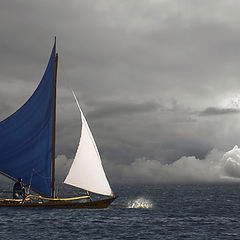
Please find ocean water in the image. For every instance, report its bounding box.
[0,184,240,239]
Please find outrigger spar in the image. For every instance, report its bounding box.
[0,38,116,208]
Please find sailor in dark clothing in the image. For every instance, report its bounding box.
[13,177,26,199]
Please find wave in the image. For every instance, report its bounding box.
[127,197,153,209]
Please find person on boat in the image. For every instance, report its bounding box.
[13,177,26,199]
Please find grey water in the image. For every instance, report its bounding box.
[0,184,240,239]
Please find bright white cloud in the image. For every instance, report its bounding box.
[54,145,240,184]
[104,146,240,184]
[220,145,240,179]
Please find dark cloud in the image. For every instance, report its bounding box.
[199,107,240,116]
[1,0,240,184]
[88,100,160,118]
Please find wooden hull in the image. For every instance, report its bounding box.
[0,196,117,209]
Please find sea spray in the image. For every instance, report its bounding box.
[127,197,153,209]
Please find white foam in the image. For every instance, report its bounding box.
[127,197,153,209]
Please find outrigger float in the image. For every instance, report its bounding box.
[0,38,117,208]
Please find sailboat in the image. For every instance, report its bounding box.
[0,39,117,208]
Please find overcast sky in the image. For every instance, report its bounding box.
[1,0,240,184]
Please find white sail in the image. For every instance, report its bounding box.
[64,91,113,196]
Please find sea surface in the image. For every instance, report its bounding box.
[0,184,240,239]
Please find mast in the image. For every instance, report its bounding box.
[51,38,58,198]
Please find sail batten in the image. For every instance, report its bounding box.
[64,92,113,197]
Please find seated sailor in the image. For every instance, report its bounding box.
[13,177,26,199]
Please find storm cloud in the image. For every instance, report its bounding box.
[1,0,240,184]
[199,107,240,116]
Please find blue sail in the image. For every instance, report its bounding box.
[0,42,56,197]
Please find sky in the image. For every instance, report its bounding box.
[1,0,240,185]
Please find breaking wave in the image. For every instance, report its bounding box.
[127,197,153,209]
